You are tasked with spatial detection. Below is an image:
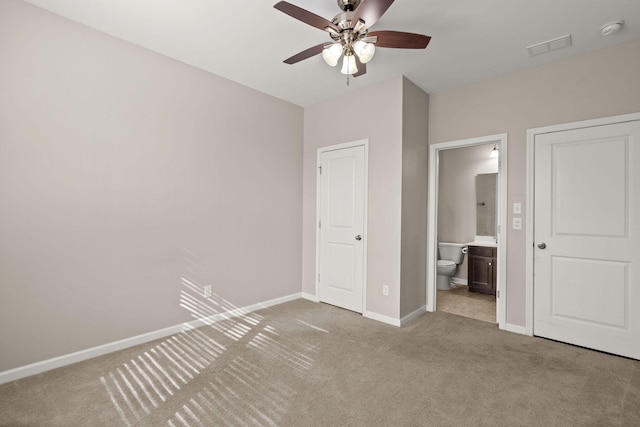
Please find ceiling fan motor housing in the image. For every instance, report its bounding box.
[337,0,361,12]
[329,12,368,47]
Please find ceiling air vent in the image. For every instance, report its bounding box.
[526,34,572,57]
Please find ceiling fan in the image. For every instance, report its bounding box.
[274,0,431,78]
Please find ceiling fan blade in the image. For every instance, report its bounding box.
[351,0,395,29]
[368,30,431,49]
[274,1,339,33]
[283,43,326,64]
[353,56,367,77]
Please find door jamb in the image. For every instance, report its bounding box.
[525,112,640,336]
[427,133,508,330]
[316,139,369,314]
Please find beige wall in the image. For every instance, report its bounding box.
[303,77,429,321]
[429,37,640,327]
[438,144,499,243]
[0,0,303,371]
[400,78,429,317]
[303,77,404,319]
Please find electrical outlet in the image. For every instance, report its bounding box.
[513,217,522,230]
[382,285,389,296]
[204,285,212,298]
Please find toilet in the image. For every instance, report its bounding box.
[437,242,467,290]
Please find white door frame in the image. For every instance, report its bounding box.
[427,133,508,330]
[525,112,640,336]
[316,139,369,313]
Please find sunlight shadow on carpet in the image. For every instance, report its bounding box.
[98,256,323,426]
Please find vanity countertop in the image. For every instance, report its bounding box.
[467,241,498,248]
[467,236,497,247]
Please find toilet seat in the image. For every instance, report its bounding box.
[437,260,455,268]
[437,260,457,276]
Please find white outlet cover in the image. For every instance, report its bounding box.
[513,217,522,229]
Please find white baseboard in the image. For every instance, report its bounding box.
[0,293,301,385]
[451,277,468,286]
[363,310,401,327]
[400,306,426,325]
[505,323,529,336]
[301,292,319,302]
[302,295,406,328]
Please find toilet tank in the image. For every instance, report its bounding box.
[438,242,466,264]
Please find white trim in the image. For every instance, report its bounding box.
[525,129,536,336]
[505,323,529,336]
[400,306,426,325]
[528,112,640,136]
[525,112,640,337]
[497,136,508,330]
[363,311,401,327]
[426,133,508,331]
[426,144,438,313]
[316,139,369,315]
[451,277,468,286]
[301,292,319,302]
[0,293,301,385]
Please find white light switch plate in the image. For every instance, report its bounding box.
[513,203,522,214]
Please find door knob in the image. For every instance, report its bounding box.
[355,235,362,241]
[537,242,547,249]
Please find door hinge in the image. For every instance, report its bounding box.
[318,166,322,175]
[497,290,500,298]
[319,220,321,228]
[317,274,320,282]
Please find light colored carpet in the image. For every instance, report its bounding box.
[1,299,639,426]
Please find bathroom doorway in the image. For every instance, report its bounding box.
[426,134,507,329]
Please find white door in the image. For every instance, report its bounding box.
[318,145,366,313]
[533,120,640,359]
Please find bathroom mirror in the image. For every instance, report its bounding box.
[476,173,497,237]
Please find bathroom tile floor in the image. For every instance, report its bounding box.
[437,284,496,324]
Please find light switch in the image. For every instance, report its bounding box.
[513,217,522,230]
[513,203,522,214]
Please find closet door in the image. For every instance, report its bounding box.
[533,120,640,359]
[318,144,366,313]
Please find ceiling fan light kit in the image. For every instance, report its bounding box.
[341,53,358,75]
[322,42,343,66]
[353,40,375,63]
[274,0,431,79]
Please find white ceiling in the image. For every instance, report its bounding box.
[22,0,640,107]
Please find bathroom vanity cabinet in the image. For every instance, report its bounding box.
[467,245,497,296]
